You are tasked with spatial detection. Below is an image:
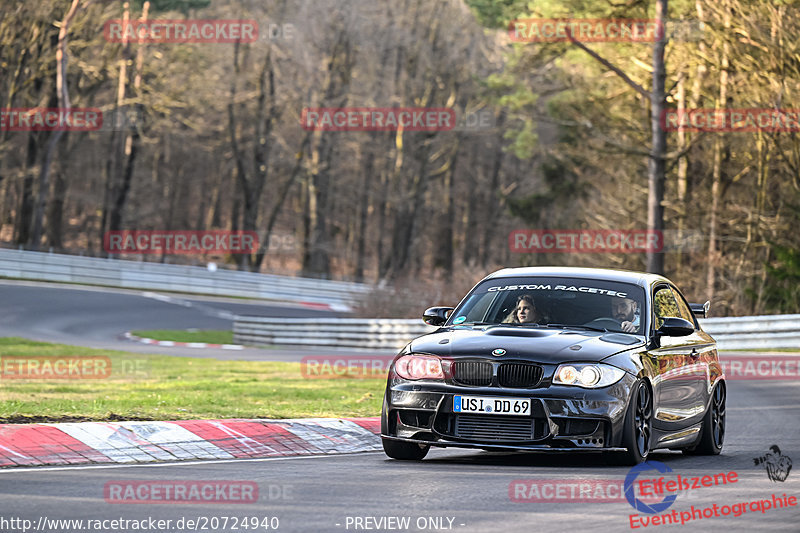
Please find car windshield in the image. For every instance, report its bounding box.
[449,276,645,335]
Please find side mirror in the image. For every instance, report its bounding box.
[689,301,710,318]
[422,306,454,327]
[657,317,695,337]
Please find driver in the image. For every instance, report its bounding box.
[611,297,640,333]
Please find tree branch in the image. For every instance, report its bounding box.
[567,34,652,100]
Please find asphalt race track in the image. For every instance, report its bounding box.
[0,281,345,361]
[0,282,798,532]
[1,379,798,533]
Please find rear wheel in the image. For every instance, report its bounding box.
[382,438,430,460]
[606,380,652,466]
[683,381,725,455]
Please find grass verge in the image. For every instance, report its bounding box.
[132,329,234,344]
[0,337,384,423]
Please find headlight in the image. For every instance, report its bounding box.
[393,354,445,380]
[553,363,625,388]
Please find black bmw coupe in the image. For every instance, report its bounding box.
[381,267,725,465]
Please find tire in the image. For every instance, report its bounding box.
[683,381,726,455]
[606,380,653,466]
[382,438,430,460]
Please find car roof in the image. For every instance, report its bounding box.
[484,266,671,289]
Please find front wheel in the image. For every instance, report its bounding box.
[606,380,653,466]
[683,381,726,455]
[382,438,430,460]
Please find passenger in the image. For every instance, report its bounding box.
[611,297,640,333]
[503,294,542,324]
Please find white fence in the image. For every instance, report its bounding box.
[0,248,368,309]
[233,315,800,351]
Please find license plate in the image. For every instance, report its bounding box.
[453,395,531,416]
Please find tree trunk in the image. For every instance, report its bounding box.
[300,171,311,272]
[245,50,276,271]
[112,2,149,240]
[462,149,481,266]
[354,149,373,281]
[253,132,310,271]
[304,131,334,277]
[674,77,687,274]
[646,0,668,274]
[706,1,731,302]
[230,168,244,270]
[433,139,460,272]
[480,114,506,266]
[377,166,391,279]
[15,132,39,245]
[102,2,132,243]
[302,32,353,278]
[46,141,70,249]
[387,132,436,278]
[31,0,82,249]
[207,160,223,229]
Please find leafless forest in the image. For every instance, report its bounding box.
[1,0,799,316]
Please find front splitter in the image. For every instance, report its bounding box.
[381,434,627,453]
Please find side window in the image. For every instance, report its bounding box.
[653,286,680,329]
[454,292,494,323]
[670,286,697,327]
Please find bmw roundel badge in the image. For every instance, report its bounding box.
[492,348,506,357]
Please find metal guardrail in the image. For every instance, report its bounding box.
[0,248,368,309]
[6,247,793,350]
[700,315,800,350]
[234,315,800,351]
[234,317,435,351]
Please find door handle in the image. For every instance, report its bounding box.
[690,348,699,358]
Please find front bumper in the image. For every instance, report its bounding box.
[381,374,637,451]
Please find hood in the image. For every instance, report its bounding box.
[408,325,644,363]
